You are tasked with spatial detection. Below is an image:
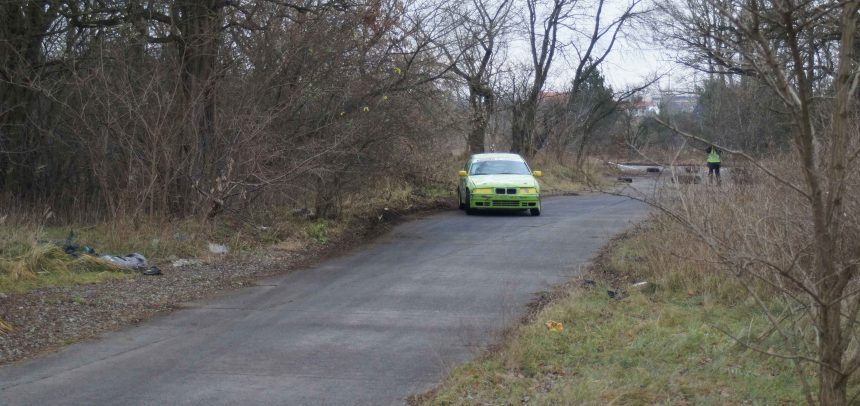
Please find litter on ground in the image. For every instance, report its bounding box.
[545,320,564,332]
[100,253,147,270]
[142,266,162,276]
[208,243,228,255]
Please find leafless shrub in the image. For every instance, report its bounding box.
[641,1,860,401]
[1,0,459,224]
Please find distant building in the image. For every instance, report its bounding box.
[631,100,659,116]
[540,91,569,105]
[652,94,698,114]
[619,99,659,117]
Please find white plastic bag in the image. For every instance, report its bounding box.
[100,253,147,270]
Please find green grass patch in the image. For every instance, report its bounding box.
[304,220,330,243]
[419,231,811,405]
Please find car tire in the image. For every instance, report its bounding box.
[464,190,475,215]
[457,188,466,210]
[530,208,541,216]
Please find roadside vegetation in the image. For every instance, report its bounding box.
[0,156,592,364]
[421,236,807,404]
[421,146,860,404]
[2,0,858,402]
[0,176,457,294]
[419,193,858,405]
[0,152,594,296]
[2,0,622,303]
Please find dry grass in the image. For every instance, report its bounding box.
[419,160,860,404]
[0,245,120,279]
[419,226,813,405]
[0,152,586,295]
[529,155,607,194]
[0,175,455,294]
[0,230,132,294]
[0,319,13,334]
[0,204,295,293]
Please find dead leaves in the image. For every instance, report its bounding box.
[545,320,564,332]
[0,318,14,334]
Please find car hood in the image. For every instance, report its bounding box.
[468,174,537,188]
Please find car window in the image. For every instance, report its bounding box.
[469,160,531,175]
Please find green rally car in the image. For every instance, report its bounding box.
[457,153,542,216]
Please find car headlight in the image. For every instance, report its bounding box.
[472,188,493,194]
[520,187,537,194]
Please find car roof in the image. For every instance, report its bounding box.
[469,153,525,162]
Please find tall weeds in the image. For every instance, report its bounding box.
[641,158,860,401]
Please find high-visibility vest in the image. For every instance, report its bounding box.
[707,147,721,163]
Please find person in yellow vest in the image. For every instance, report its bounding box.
[705,145,722,183]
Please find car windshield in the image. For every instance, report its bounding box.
[469,160,531,175]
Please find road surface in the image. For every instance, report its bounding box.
[0,193,649,405]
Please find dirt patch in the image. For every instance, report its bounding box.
[0,198,455,366]
[272,237,306,253]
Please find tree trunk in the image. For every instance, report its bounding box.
[0,1,58,200]
[575,130,592,169]
[511,100,538,158]
[173,0,224,214]
[467,91,487,154]
[816,4,859,404]
[818,299,847,406]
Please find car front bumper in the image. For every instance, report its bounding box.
[469,193,540,210]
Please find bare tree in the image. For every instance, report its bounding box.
[538,66,615,163]
[510,0,641,158]
[435,0,513,154]
[652,0,860,403]
[1,0,461,221]
[0,1,66,199]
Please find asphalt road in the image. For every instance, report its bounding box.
[0,193,649,406]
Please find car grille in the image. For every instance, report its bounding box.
[492,200,522,207]
[494,188,517,194]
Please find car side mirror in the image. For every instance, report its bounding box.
[533,170,542,177]
[458,170,467,177]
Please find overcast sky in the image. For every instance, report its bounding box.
[498,0,698,95]
[600,37,700,93]
[601,40,666,89]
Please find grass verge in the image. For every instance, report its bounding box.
[1,163,588,296]
[415,222,822,405]
[531,156,606,195]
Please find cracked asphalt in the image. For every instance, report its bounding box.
[0,192,648,405]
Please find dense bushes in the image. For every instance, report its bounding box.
[0,1,460,223]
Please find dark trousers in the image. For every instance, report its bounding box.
[708,162,721,177]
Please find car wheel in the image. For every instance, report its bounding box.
[464,190,476,215]
[457,188,466,210]
[530,208,541,216]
